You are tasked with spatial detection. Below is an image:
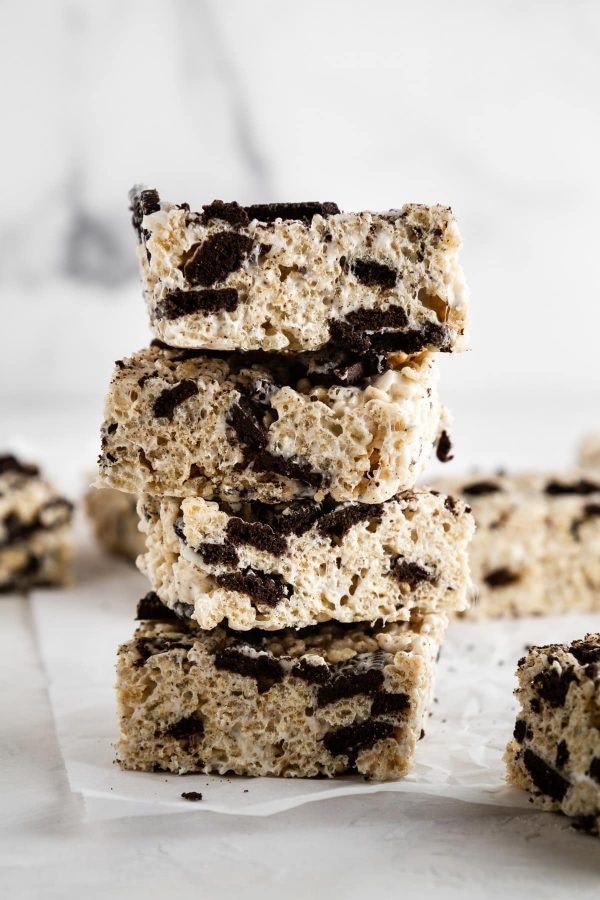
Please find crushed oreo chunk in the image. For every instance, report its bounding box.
[351,259,397,289]
[156,288,239,320]
[136,592,180,622]
[199,542,239,567]
[313,652,386,707]
[390,557,438,587]
[371,692,410,716]
[183,232,253,287]
[323,719,394,766]
[214,645,284,693]
[523,748,569,802]
[166,715,204,740]
[532,667,577,708]
[244,202,340,223]
[317,502,382,540]
[201,200,250,228]
[544,479,600,496]
[227,517,287,555]
[215,569,292,606]
[461,481,502,497]
[513,719,527,744]
[569,641,600,665]
[153,380,198,419]
[483,567,520,589]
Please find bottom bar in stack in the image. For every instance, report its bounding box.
[116,596,447,780]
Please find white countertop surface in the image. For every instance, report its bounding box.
[2,396,600,898]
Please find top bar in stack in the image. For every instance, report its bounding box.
[130,187,469,354]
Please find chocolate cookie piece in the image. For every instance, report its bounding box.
[156,288,239,320]
[136,592,180,622]
[201,200,250,228]
[153,380,198,419]
[183,232,254,288]
[244,202,340,223]
[215,569,293,607]
[351,259,397,289]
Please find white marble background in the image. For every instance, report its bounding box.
[1,0,598,466]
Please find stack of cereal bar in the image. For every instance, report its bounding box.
[97,188,474,780]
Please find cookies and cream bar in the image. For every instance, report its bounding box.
[84,484,144,562]
[137,489,474,631]
[431,471,600,618]
[97,342,450,505]
[0,454,73,592]
[130,187,469,355]
[504,635,600,837]
[116,596,447,780]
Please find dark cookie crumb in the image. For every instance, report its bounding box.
[436,430,453,463]
[153,380,198,419]
[181,791,203,802]
[183,232,253,288]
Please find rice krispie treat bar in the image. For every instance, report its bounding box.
[0,454,73,592]
[504,635,600,836]
[431,471,600,618]
[130,187,469,355]
[116,595,447,779]
[84,484,144,562]
[579,434,600,471]
[137,489,474,631]
[97,342,450,504]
